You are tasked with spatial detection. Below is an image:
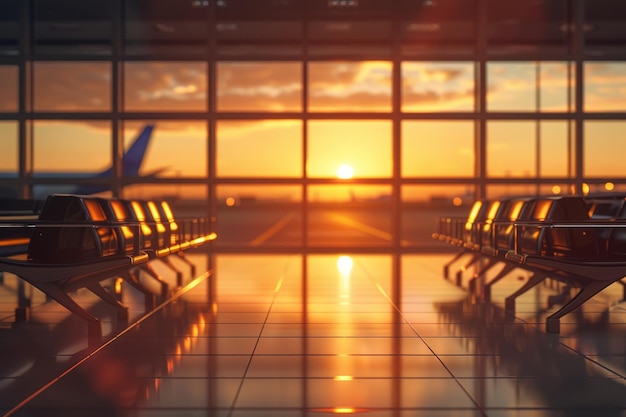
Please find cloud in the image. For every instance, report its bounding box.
[308,61,392,111]
[217,62,302,111]
[125,62,207,111]
[33,62,111,112]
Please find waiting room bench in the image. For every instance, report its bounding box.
[434,199,492,284]
[503,196,626,333]
[0,194,216,342]
[435,195,626,333]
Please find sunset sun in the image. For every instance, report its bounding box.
[336,164,354,179]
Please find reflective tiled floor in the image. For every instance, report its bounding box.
[2,252,626,416]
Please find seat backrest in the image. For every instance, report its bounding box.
[518,197,598,258]
[494,198,535,251]
[99,198,140,255]
[480,200,506,247]
[462,200,490,245]
[129,200,167,250]
[28,194,117,263]
[157,200,179,245]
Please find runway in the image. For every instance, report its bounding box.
[212,201,467,249]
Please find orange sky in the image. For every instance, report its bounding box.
[1,61,625,200]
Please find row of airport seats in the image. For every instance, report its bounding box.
[0,194,216,343]
[433,195,626,333]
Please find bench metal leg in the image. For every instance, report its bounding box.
[545,280,614,333]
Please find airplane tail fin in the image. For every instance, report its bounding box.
[123,125,154,177]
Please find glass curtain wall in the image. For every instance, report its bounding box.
[1,0,625,251]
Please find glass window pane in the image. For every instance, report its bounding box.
[584,121,626,177]
[307,120,392,178]
[487,62,536,111]
[585,182,626,197]
[216,185,301,247]
[487,121,535,177]
[402,184,472,248]
[308,61,392,112]
[0,66,18,112]
[486,184,566,199]
[124,183,208,203]
[33,0,112,55]
[402,62,474,112]
[540,62,573,112]
[488,62,536,111]
[308,185,391,247]
[124,61,207,112]
[0,1,19,55]
[540,121,571,178]
[0,121,18,178]
[125,0,209,56]
[584,62,626,112]
[32,121,111,200]
[217,62,302,112]
[488,62,573,112]
[124,120,207,178]
[33,62,111,112]
[217,120,301,178]
[33,121,110,175]
[401,121,474,177]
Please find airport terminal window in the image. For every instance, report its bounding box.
[32,120,111,176]
[307,61,392,112]
[401,184,471,247]
[486,121,536,178]
[401,62,475,112]
[584,121,626,178]
[0,121,18,176]
[0,66,18,112]
[123,61,208,112]
[487,120,572,179]
[308,185,391,247]
[9,2,626,251]
[487,61,573,112]
[123,120,207,178]
[33,62,111,112]
[216,62,302,112]
[216,120,302,178]
[216,185,301,247]
[307,120,392,178]
[539,121,571,178]
[401,121,474,177]
[584,62,626,112]
[487,184,564,199]
[124,184,208,203]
